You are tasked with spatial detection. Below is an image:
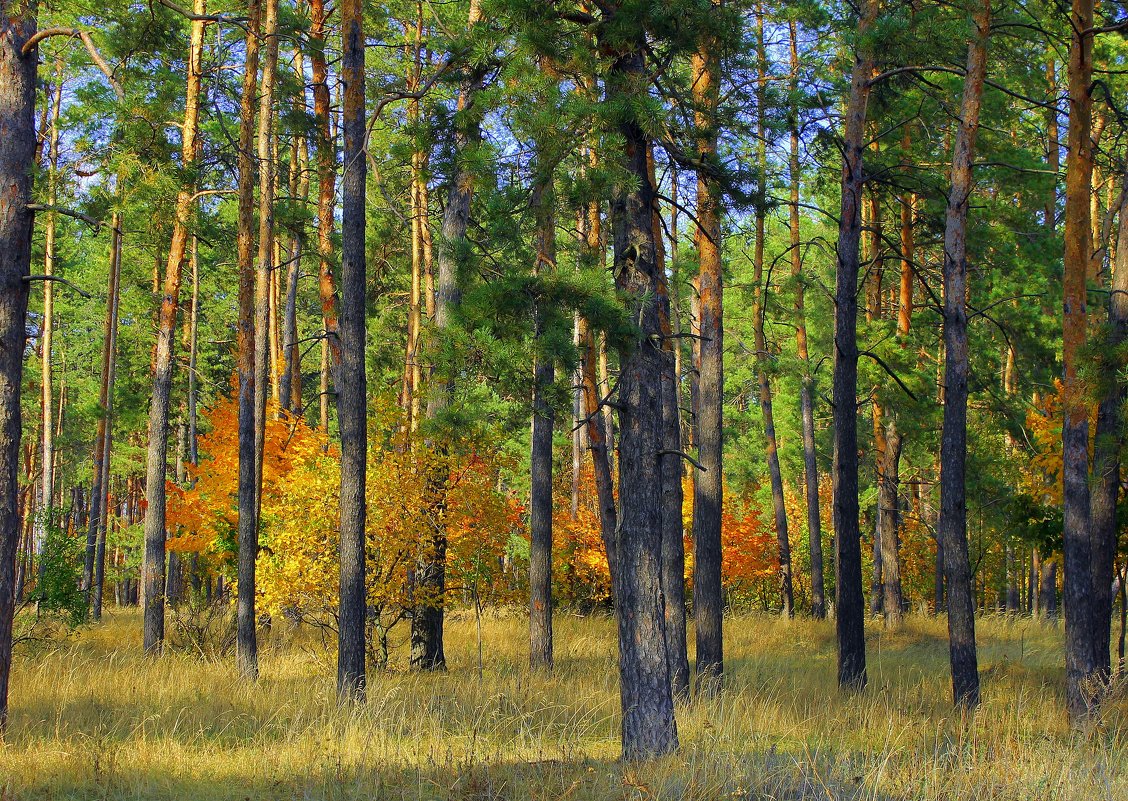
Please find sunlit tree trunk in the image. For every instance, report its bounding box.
[141,0,206,653]
[311,0,339,441]
[691,8,724,695]
[37,64,62,559]
[1061,0,1098,725]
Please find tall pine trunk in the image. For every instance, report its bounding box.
[691,15,724,695]
[0,2,37,730]
[1061,0,1098,725]
[938,0,990,708]
[337,0,368,701]
[832,0,879,691]
[141,0,205,652]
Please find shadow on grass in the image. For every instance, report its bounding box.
[12,753,917,801]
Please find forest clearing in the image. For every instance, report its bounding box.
[5,611,1125,801]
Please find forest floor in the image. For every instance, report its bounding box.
[1,609,1125,800]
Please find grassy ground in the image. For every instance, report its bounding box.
[1,609,1125,800]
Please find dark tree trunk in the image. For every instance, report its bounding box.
[0,5,36,731]
[832,0,879,691]
[789,21,824,620]
[649,148,689,701]
[1088,172,1128,681]
[606,43,678,760]
[691,19,724,696]
[938,0,989,707]
[234,0,262,681]
[1061,0,1098,725]
[337,0,368,701]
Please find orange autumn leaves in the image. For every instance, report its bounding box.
[166,394,521,621]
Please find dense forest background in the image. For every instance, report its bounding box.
[1,0,1128,767]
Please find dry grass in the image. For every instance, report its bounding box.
[1,609,1125,800]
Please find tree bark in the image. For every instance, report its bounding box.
[311,0,339,440]
[606,41,678,760]
[691,13,724,695]
[832,0,879,691]
[879,424,903,627]
[789,20,824,620]
[234,0,262,680]
[0,3,37,731]
[337,0,368,701]
[938,0,990,708]
[141,0,205,653]
[1061,0,1098,725]
[1088,169,1128,682]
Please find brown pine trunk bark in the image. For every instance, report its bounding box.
[0,3,37,731]
[311,0,339,439]
[413,0,484,671]
[337,0,368,701]
[938,0,990,708]
[789,20,824,620]
[691,14,724,695]
[1061,0,1098,725]
[141,0,206,653]
[280,56,309,418]
[234,0,263,680]
[833,0,879,691]
[648,147,689,702]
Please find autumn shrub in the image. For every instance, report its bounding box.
[167,393,522,668]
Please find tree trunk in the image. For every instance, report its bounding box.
[311,0,339,441]
[234,0,262,680]
[86,205,122,618]
[529,168,554,671]
[606,40,678,760]
[37,66,62,560]
[938,0,990,708]
[1061,0,1098,725]
[414,0,484,671]
[1087,170,1128,684]
[0,4,37,731]
[337,0,368,701]
[141,0,206,653]
[879,425,903,627]
[832,0,879,691]
[790,20,824,620]
[691,15,724,696]
[280,54,309,417]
